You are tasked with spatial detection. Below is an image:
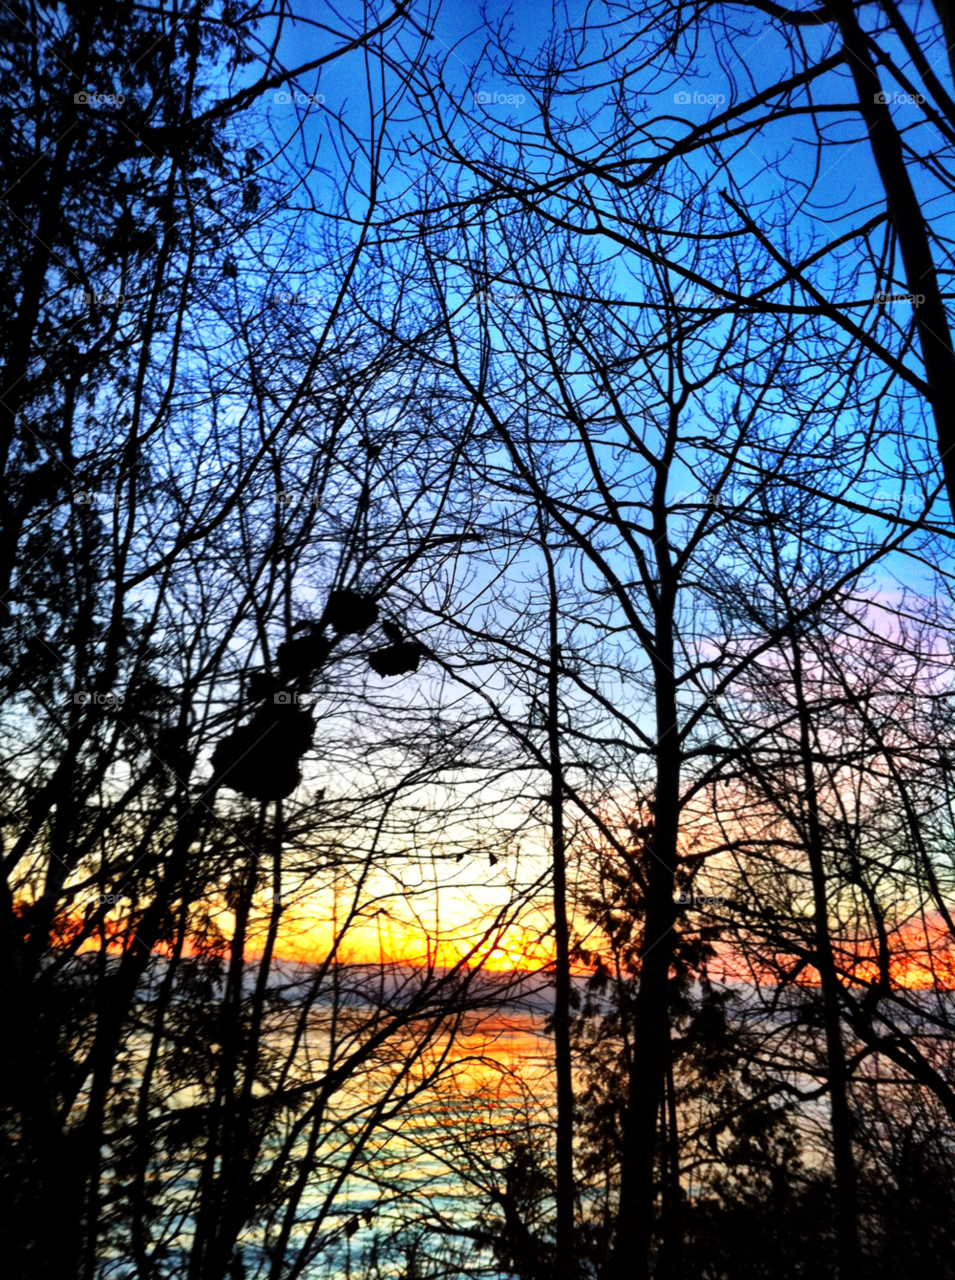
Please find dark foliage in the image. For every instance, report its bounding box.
[211,703,314,802]
[368,641,428,677]
[276,631,332,681]
[246,671,282,702]
[324,589,379,635]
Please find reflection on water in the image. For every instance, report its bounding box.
[94,959,561,1280]
[108,972,952,1276]
[286,1011,557,1279]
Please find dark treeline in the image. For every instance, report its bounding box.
[2,2,954,1278]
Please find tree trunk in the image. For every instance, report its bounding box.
[542,532,575,1279]
[611,584,680,1280]
[789,634,860,1276]
[832,0,955,526]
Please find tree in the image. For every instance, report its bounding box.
[0,3,524,1277]
[696,502,955,1271]
[362,32,955,1265]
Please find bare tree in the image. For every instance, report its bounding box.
[0,4,531,1278]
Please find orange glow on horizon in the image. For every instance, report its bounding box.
[55,898,559,974]
[48,895,955,990]
[246,906,559,972]
[713,913,955,991]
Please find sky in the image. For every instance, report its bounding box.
[74,0,952,976]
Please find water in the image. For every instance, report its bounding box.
[104,966,955,1277]
[275,1007,558,1279]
